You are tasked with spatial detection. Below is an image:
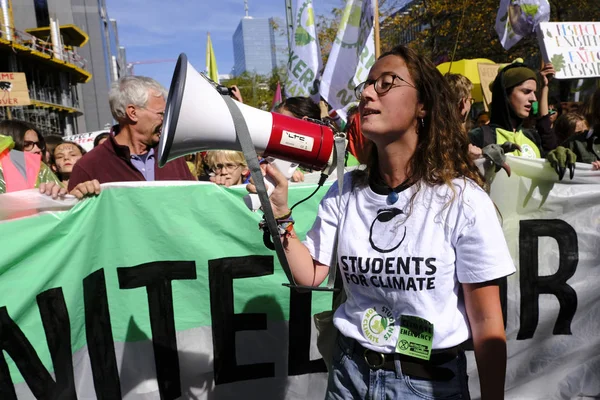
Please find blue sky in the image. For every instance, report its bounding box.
[105,0,344,88]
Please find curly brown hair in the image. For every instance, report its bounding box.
[353,45,484,197]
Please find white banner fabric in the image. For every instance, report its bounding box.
[2,158,600,399]
[318,0,375,115]
[495,0,550,50]
[283,0,322,102]
[466,156,600,399]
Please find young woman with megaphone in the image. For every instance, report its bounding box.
[247,45,515,400]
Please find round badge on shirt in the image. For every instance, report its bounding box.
[361,306,398,346]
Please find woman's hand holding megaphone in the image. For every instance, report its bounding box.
[246,163,291,218]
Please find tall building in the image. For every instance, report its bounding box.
[1,0,126,135]
[232,16,287,77]
[71,0,126,132]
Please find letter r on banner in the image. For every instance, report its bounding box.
[518,220,578,340]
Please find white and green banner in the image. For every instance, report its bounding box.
[0,158,599,399]
[0,182,334,399]
[319,0,375,117]
[284,0,322,102]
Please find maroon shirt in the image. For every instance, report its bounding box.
[68,134,195,191]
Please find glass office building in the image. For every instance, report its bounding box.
[232,17,286,76]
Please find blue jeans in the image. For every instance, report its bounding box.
[325,334,471,400]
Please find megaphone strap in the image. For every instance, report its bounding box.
[324,135,347,291]
[220,94,299,287]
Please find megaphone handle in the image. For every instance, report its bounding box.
[243,178,274,212]
[243,158,298,212]
[220,95,299,287]
[264,157,299,180]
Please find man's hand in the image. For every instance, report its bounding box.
[547,146,577,180]
[39,182,68,199]
[70,180,101,199]
[230,85,243,103]
[592,160,600,171]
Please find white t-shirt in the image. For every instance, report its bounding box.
[304,173,515,353]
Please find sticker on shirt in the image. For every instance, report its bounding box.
[361,306,397,346]
[395,315,433,361]
[519,143,537,159]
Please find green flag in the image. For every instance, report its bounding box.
[206,32,219,83]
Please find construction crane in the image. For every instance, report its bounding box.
[126,59,177,76]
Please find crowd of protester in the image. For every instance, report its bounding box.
[0,45,599,399]
[0,60,597,199]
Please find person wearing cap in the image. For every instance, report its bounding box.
[469,62,576,179]
[469,62,546,157]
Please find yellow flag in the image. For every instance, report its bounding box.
[206,33,219,83]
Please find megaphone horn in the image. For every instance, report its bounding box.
[158,53,334,170]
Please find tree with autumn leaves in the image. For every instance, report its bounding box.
[382,0,600,64]
[316,0,600,65]
[256,0,599,107]
[313,0,599,102]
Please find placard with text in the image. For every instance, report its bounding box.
[537,22,600,79]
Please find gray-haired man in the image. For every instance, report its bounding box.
[68,76,194,191]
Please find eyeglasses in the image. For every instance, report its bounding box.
[23,140,44,151]
[466,97,475,105]
[211,163,241,173]
[354,73,416,100]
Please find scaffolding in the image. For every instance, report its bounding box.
[0,23,89,136]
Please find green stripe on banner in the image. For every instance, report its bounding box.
[0,182,334,385]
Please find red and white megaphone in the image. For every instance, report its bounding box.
[158,54,335,178]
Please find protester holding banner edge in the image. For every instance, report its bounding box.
[67,76,195,193]
[468,61,577,180]
[250,45,515,399]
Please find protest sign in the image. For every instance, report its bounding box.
[63,130,108,151]
[478,63,500,110]
[0,72,31,107]
[537,22,600,79]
